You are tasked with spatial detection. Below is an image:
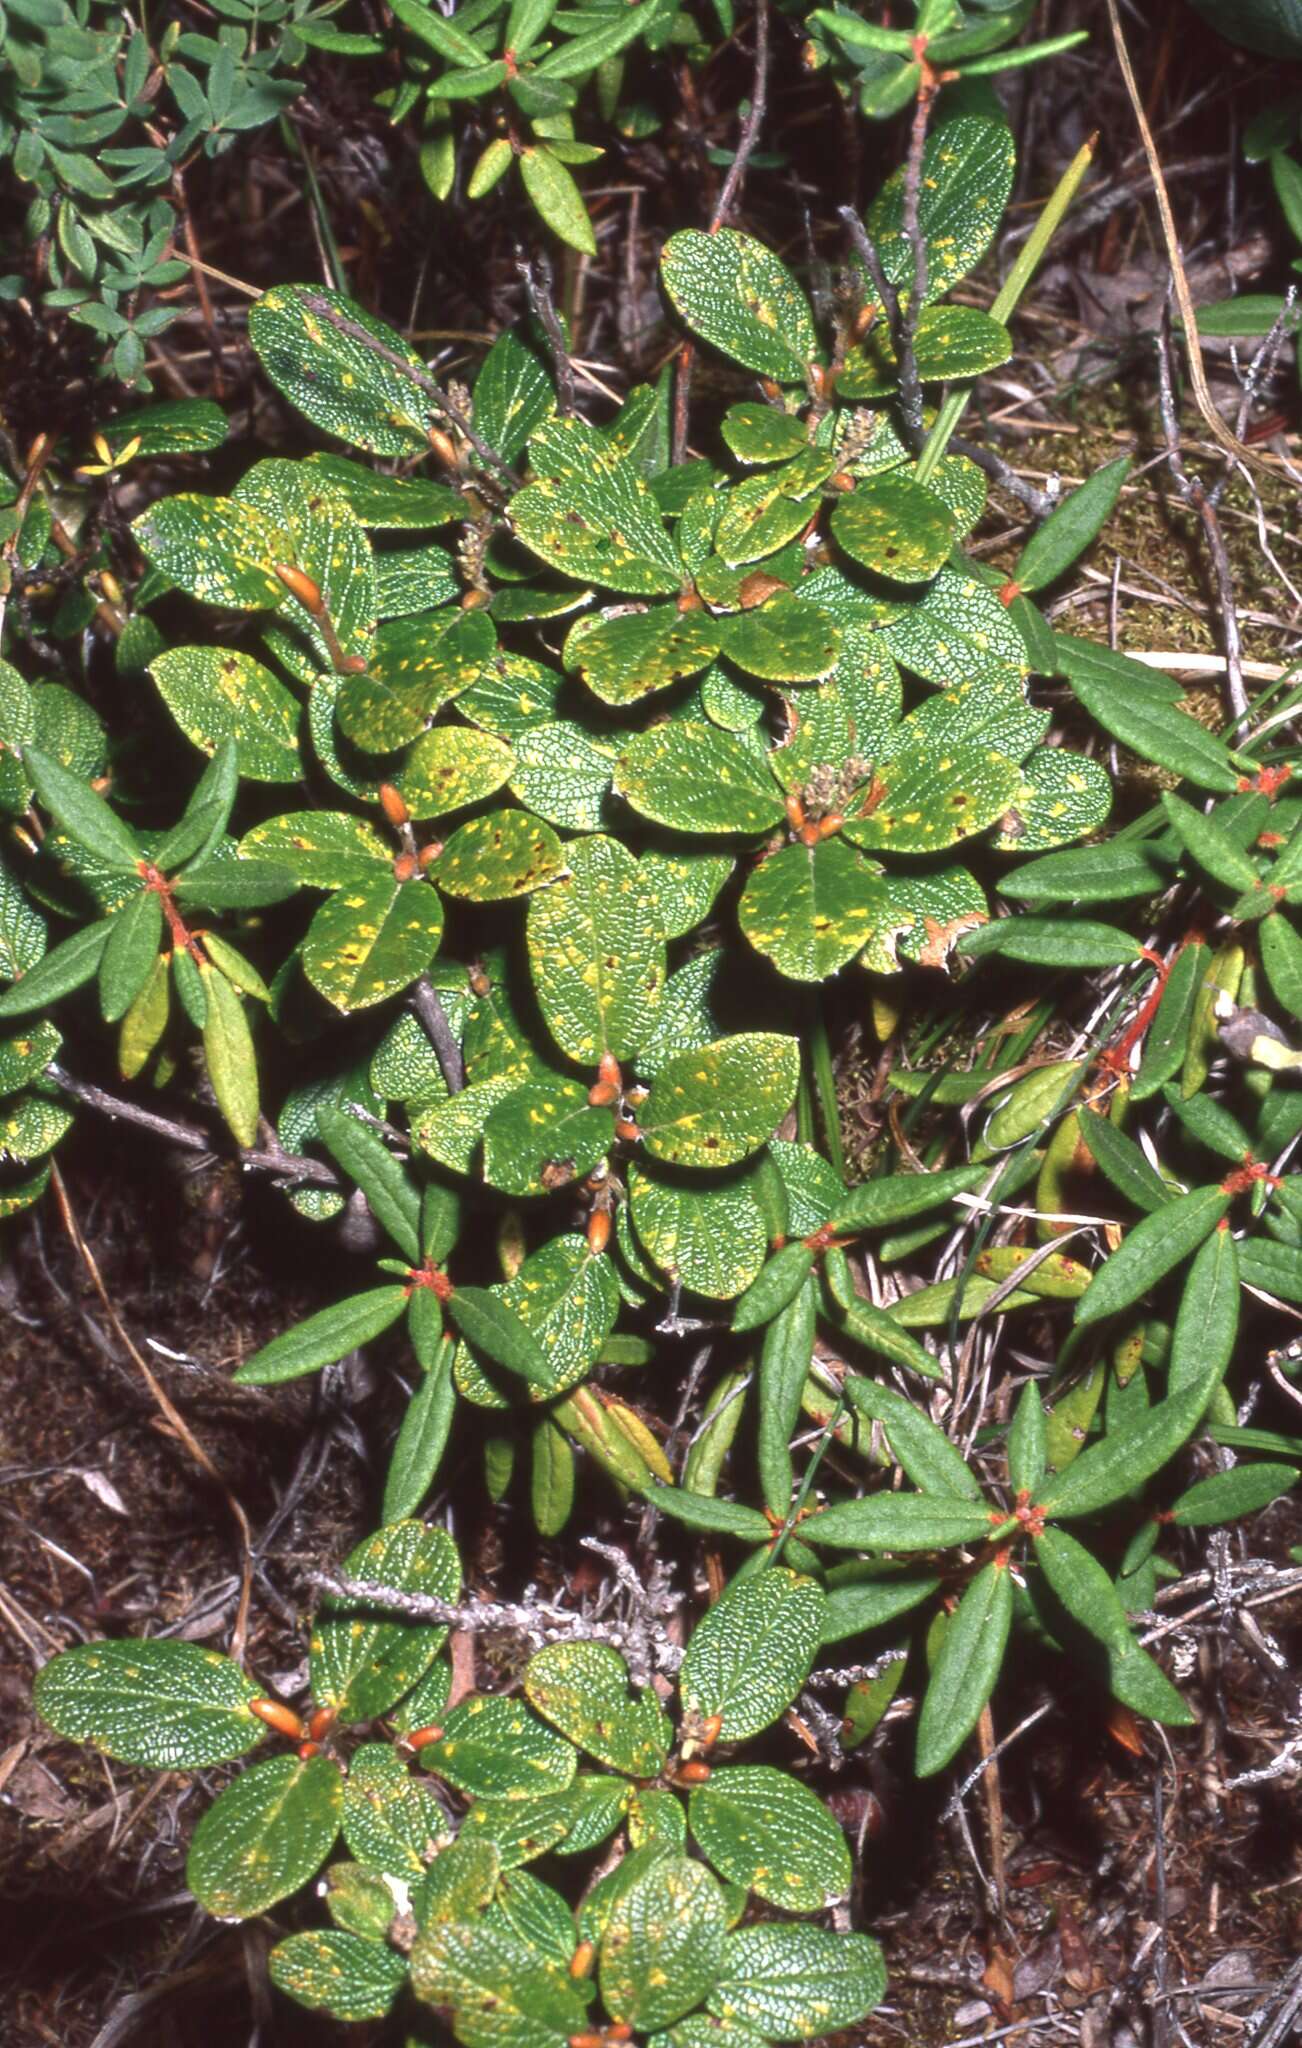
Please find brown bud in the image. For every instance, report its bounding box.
[379,782,410,828]
[250,1697,305,1741]
[461,588,492,610]
[785,793,807,832]
[405,1723,445,1750]
[699,1713,724,1752]
[336,654,369,675]
[393,852,418,882]
[568,1942,596,1980]
[418,841,443,870]
[614,1118,642,1144]
[586,1208,612,1256]
[297,1740,322,1759]
[799,821,821,847]
[818,812,844,839]
[307,1706,336,1742]
[274,563,324,616]
[587,1080,619,1108]
[427,426,458,468]
[672,1761,712,1785]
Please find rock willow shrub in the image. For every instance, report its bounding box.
[36,1540,887,2039]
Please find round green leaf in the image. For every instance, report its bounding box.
[400,725,515,819]
[600,1855,727,2032]
[34,1639,261,1768]
[678,1568,826,1740]
[690,1765,851,1909]
[270,1931,406,2022]
[527,834,666,1065]
[640,1033,800,1170]
[616,723,786,836]
[186,1753,343,1919]
[707,1924,886,2039]
[436,810,565,900]
[831,473,955,583]
[739,839,886,982]
[661,229,820,381]
[303,874,444,1011]
[419,1694,578,1797]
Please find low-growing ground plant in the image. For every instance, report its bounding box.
[6,18,1302,2038]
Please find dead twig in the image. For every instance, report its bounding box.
[518,254,577,418]
[409,976,466,1095]
[710,0,770,232]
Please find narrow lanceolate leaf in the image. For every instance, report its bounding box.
[234,1287,408,1384]
[1078,1108,1173,1215]
[519,146,597,257]
[313,1520,460,1720]
[448,1285,555,1390]
[1169,1223,1239,1394]
[842,1378,982,1499]
[1170,1463,1296,1526]
[0,918,113,1016]
[828,1162,988,1234]
[1133,941,1207,1100]
[1034,1525,1191,1724]
[803,1493,995,1552]
[1064,665,1239,792]
[98,889,162,1023]
[1075,1187,1229,1328]
[707,1924,886,2039]
[661,229,820,381]
[270,1932,405,2023]
[733,1241,817,1334]
[645,1483,772,1543]
[916,1561,1013,1777]
[26,747,140,869]
[640,1034,800,1170]
[186,1755,343,1919]
[1014,457,1132,592]
[678,1569,826,1741]
[601,1855,727,2032]
[1162,791,1261,894]
[200,964,259,1148]
[34,1639,261,1768]
[690,1767,852,1910]
[960,918,1143,970]
[526,835,665,1065]
[317,1105,420,1262]
[1039,1379,1216,1521]
[1261,911,1302,1021]
[757,1276,817,1514]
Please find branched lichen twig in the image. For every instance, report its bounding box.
[47,1064,342,1187]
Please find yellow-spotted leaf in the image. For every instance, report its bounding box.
[149,647,301,782]
[840,744,1022,853]
[739,838,886,982]
[831,471,955,583]
[640,1033,800,1169]
[399,725,515,819]
[526,834,665,1065]
[302,873,443,1010]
